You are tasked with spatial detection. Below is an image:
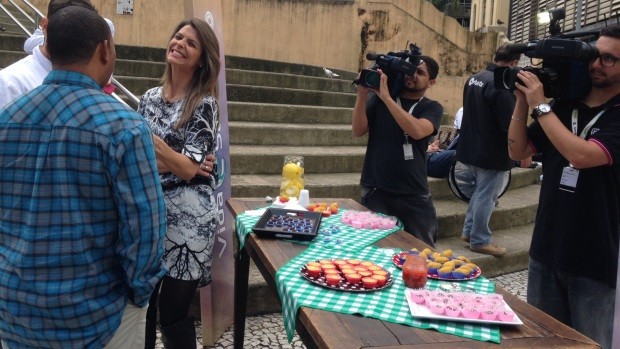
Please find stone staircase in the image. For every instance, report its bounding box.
[0,22,541,316]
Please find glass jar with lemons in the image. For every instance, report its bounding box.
[280,155,304,198]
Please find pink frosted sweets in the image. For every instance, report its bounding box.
[481,309,499,321]
[480,299,504,311]
[340,211,397,230]
[428,302,445,315]
[444,305,461,317]
[408,290,426,304]
[425,297,442,307]
[351,220,364,228]
[498,309,515,322]
[486,293,504,301]
[462,306,481,319]
[450,292,468,303]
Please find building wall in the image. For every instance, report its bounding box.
[27,0,501,115]
[470,0,509,31]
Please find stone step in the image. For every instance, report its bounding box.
[0,32,27,51]
[230,145,365,175]
[112,77,358,107]
[0,10,32,36]
[231,166,541,200]
[228,102,352,124]
[435,223,534,277]
[227,84,356,107]
[225,55,357,80]
[434,183,540,239]
[112,75,160,96]
[226,68,355,93]
[0,49,26,68]
[114,46,358,79]
[114,58,165,79]
[229,121,366,146]
[231,173,362,200]
[243,222,536,315]
[112,64,354,93]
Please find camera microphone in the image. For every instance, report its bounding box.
[366,53,381,60]
[505,42,532,55]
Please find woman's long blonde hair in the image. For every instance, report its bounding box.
[162,18,221,129]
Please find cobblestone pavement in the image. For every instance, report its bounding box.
[154,270,529,348]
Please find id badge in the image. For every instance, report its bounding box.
[559,166,579,193]
[403,143,414,160]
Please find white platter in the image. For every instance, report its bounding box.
[271,196,300,208]
[404,289,523,326]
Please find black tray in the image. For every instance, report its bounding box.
[252,208,322,241]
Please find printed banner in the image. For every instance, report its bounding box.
[183,0,234,345]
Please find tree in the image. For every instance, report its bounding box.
[429,0,461,13]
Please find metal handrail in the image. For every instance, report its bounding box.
[111,77,140,106]
[1,0,141,109]
[18,0,43,18]
[8,0,35,27]
[0,3,32,36]
[13,0,43,33]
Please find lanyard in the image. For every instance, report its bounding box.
[396,96,423,143]
[571,107,607,139]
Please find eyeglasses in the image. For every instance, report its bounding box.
[593,54,619,67]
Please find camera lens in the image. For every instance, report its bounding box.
[364,70,381,89]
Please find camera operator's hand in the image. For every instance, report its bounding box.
[354,71,371,95]
[375,70,392,103]
[515,70,547,111]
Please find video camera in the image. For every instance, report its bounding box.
[353,43,423,98]
[494,8,599,100]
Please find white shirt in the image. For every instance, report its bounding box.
[0,45,52,109]
[454,107,463,129]
[23,27,43,54]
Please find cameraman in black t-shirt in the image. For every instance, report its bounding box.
[352,56,443,247]
[508,26,620,349]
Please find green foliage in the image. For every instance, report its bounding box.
[429,0,461,13]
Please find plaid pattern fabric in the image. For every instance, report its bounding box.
[276,245,500,344]
[0,71,167,349]
[235,208,402,250]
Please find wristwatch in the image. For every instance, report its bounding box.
[531,103,551,119]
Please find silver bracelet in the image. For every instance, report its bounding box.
[511,115,523,121]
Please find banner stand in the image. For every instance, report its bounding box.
[183,0,234,346]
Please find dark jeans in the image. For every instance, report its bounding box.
[427,150,456,178]
[361,186,438,247]
[527,258,615,349]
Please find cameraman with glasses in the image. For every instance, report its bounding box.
[508,26,620,349]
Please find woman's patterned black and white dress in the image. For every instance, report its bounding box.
[138,86,219,287]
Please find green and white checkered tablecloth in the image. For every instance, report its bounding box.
[275,245,501,344]
[235,208,402,251]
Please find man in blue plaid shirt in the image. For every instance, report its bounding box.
[0,6,166,349]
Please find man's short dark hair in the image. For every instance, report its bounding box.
[47,0,96,18]
[420,55,439,80]
[600,25,620,39]
[47,6,110,65]
[494,44,520,63]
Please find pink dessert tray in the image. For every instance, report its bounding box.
[404,289,523,326]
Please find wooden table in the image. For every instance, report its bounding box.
[230,198,600,349]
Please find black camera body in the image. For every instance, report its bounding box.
[354,43,423,98]
[494,37,598,99]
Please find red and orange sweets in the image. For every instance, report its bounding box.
[303,259,389,289]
